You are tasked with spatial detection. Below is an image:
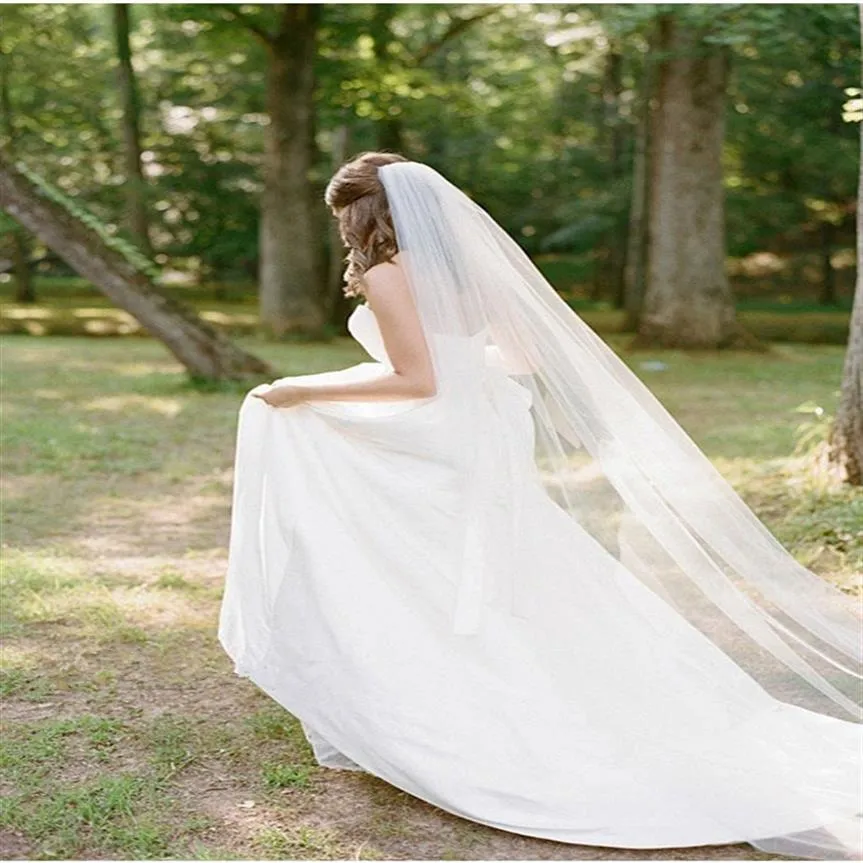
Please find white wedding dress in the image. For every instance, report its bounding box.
[220,302,862,858]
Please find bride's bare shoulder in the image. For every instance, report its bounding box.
[362,254,418,319]
[363,253,409,292]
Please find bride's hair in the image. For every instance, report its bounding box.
[325,151,409,297]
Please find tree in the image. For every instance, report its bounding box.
[622,23,655,331]
[113,4,150,251]
[222,4,325,337]
[0,156,272,382]
[722,6,858,304]
[595,41,626,305]
[828,5,863,485]
[261,4,323,336]
[636,12,746,348]
[1,4,856,314]
[370,4,404,152]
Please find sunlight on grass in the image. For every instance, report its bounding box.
[1,293,851,343]
[83,394,183,416]
[3,307,54,320]
[200,310,257,326]
[1,547,217,646]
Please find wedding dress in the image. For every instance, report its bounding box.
[219,162,862,859]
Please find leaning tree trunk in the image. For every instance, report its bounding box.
[0,157,273,382]
[637,15,746,349]
[259,4,324,337]
[828,17,863,485]
[113,4,150,251]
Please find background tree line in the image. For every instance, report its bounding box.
[0,3,859,343]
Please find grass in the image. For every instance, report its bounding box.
[0,333,859,859]
[0,276,852,344]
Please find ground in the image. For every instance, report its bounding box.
[1,334,859,860]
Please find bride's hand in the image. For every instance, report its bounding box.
[253,385,307,408]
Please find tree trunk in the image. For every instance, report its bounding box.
[830,255,863,485]
[623,44,654,332]
[589,249,608,302]
[819,220,837,306]
[0,158,272,382]
[11,230,34,302]
[372,8,405,153]
[828,8,863,485]
[113,4,150,251]
[259,4,324,337]
[637,15,746,349]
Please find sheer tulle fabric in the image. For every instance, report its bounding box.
[219,162,861,859]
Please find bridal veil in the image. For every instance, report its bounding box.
[375,163,861,858]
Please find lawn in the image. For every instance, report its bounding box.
[1,334,859,860]
[0,276,853,345]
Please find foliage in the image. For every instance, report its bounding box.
[1,4,857,305]
[12,161,161,279]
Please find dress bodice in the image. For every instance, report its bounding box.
[346,303,518,375]
[347,304,390,365]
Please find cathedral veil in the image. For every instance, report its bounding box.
[376,162,861,857]
[378,162,860,713]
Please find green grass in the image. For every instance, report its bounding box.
[1,773,170,859]
[0,334,859,859]
[0,717,170,858]
[253,825,345,859]
[261,763,312,790]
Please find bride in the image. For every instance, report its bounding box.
[219,152,862,859]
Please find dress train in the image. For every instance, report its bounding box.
[219,304,862,857]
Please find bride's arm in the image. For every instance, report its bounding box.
[255,260,437,406]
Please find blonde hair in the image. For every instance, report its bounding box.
[324,151,408,297]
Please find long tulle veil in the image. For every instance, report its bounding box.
[377,162,862,857]
[378,160,861,727]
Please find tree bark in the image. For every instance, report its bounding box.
[828,8,863,485]
[622,42,654,331]
[830,251,863,485]
[113,4,150,251]
[10,230,33,302]
[259,4,324,337]
[0,158,273,382]
[636,15,746,349]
